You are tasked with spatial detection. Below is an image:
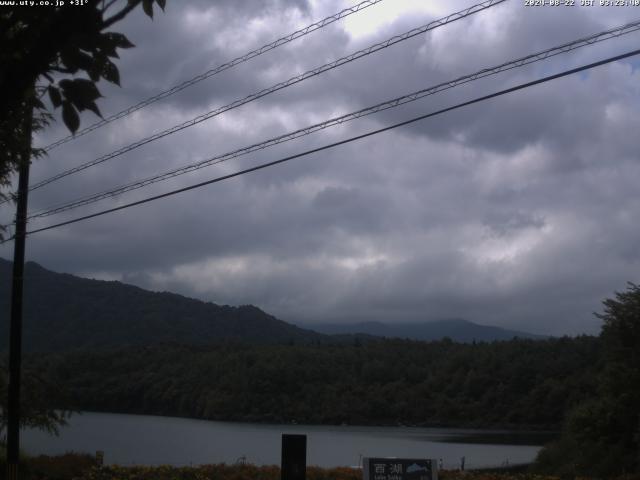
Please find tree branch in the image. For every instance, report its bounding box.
[101,0,120,14]
[102,0,142,29]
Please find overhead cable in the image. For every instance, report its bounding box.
[27,19,640,220]
[27,0,506,192]
[9,47,638,241]
[41,0,387,152]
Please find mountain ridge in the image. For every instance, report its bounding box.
[0,258,324,352]
[303,319,546,342]
[1,258,544,351]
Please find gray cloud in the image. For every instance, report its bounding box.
[2,0,640,336]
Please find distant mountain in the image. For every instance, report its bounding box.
[0,258,324,352]
[304,319,546,343]
[0,258,544,353]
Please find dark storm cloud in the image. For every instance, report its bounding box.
[2,0,640,336]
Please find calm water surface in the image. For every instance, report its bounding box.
[22,412,550,469]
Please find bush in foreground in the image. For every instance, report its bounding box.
[0,452,96,480]
[534,284,640,477]
[3,456,640,480]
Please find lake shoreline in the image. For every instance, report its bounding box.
[64,408,560,435]
[23,411,547,469]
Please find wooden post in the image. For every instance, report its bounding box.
[281,434,306,480]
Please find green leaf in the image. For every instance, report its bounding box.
[58,79,74,93]
[95,33,118,57]
[48,86,62,108]
[142,0,153,18]
[89,52,109,81]
[59,48,93,73]
[103,32,135,49]
[74,51,94,71]
[61,101,80,134]
[74,32,99,53]
[99,37,120,58]
[87,64,101,82]
[60,79,102,112]
[72,79,101,101]
[102,59,120,86]
[58,49,80,74]
[85,101,102,118]
[155,0,166,10]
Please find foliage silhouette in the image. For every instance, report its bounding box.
[0,0,166,203]
[535,283,640,476]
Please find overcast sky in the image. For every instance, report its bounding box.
[2,0,639,335]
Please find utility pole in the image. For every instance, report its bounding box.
[6,106,33,480]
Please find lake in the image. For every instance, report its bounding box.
[22,412,551,469]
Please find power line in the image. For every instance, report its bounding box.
[27,0,506,193]
[41,0,387,152]
[12,48,639,241]
[26,19,640,220]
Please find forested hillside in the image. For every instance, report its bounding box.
[24,336,600,429]
[0,259,546,350]
[0,259,323,351]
